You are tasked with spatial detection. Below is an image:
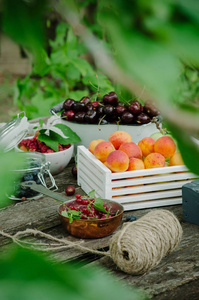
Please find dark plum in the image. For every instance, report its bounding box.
[63,99,75,110]
[72,101,87,112]
[136,112,151,124]
[85,110,98,123]
[128,100,142,115]
[74,111,86,123]
[61,110,75,122]
[121,111,134,124]
[103,92,119,107]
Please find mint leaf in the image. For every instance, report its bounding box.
[88,189,96,198]
[67,210,81,223]
[61,210,69,218]
[93,197,108,214]
[53,124,81,143]
[37,133,59,151]
[49,130,71,146]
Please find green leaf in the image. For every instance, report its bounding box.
[53,124,81,143]
[93,198,108,214]
[88,189,96,198]
[71,57,93,76]
[61,210,69,218]
[49,131,70,146]
[37,133,59,152]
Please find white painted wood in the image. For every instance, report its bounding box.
[77,146,198,210]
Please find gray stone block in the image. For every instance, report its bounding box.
[182,180,199,226]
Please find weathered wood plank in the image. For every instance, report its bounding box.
[82,215,199,299]
[1,158,199,299]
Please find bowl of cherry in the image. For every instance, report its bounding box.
[58,193,124,239]
[50,92,160,149]
[16,135,74,175]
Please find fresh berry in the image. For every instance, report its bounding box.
[103,92,119,107]
[65,185,76,196]
[71,166,77,178]
[63,99,75,110]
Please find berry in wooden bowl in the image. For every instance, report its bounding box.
[58,193,124,239]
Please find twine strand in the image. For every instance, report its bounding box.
[109,209,183,275]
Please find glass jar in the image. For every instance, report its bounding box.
[7,152,57,201]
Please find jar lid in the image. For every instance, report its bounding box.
[0,112,29,152]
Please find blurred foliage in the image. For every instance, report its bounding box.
[0,246,148,300]
[13,22,114,120]
[0,150,25,208]
[0,1,199,298]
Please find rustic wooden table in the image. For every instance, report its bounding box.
[0,159,199,300]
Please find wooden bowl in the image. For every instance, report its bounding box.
[58,199,124,239]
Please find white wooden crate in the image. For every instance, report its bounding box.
[77,146,198,211]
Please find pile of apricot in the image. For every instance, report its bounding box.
[88,131,184,173]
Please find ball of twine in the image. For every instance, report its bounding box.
[109,209,183,275]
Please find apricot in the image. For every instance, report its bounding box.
[138,137,155,157]
[119,142,142,159]
[88,139,104,154]
[144,152,165,169]
[169,152,184,166]
[108,131,132,150]
[127,157,145,171]
[94,141,115,162]
[106,150,129,172]
[154,136,176,159]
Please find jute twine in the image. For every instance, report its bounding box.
[109,209,183,275]
[0,209,182,275]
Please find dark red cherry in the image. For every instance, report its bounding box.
[72,102,87,112]
[63,99,75,110]
[103,104,115,116]
[74,111,86,123]
[97,105,104,117]
[65,185,75,196]
[128,100,142,115]
[103,92,119,107]
[143,100,160,117]
[80,96,90,104]
[115,105,127,116]
[136,112,151,124]
[85,110,98,123]
[71,166,77,178]
[121,111,134,124]
[86,102,93,111]
[91,101,100,108]
[61,110,75,122]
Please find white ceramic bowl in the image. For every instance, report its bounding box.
[15,140,74,175]
[42,144,74,175]
[59,119,159,150]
